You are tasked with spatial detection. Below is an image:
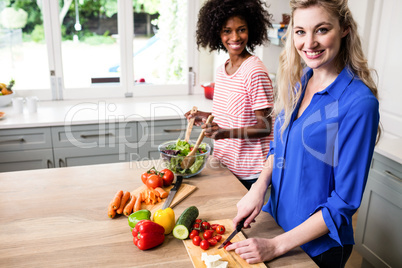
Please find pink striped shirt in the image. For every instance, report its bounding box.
[212,56,274,178]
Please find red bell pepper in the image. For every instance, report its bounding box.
[132,220,165,250]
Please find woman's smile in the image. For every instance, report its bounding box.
[304,50,325,59]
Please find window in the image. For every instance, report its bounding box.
[0,0,200,100]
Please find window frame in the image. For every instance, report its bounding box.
[15,0,199,101]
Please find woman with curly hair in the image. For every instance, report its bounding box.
[185,0,274,189]
[230,0,380,266]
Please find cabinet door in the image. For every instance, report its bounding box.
[355,154,402,268]
[0,149,54,172]
[53,147,138,167]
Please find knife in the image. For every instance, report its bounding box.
[218,217,247,249]
[161,175,183,209]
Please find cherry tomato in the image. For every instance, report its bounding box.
[223,241,232,249]
[189,230,199,240]
[208,238,217,246]
[192,223,201,231]
[213,235,222,242]
[200,240,210,250]
[203,230,214,240]
[195,219,202,223]
[145,174,163,189]
[201,221,211,230]
[216,225,225,235]
[192,235,201,246]
[210,224,219,230]
[160,168,174,186]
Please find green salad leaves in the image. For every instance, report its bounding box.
[161,139,208,175]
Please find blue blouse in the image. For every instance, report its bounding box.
[262,67,380,257]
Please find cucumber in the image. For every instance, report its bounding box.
[172,206,199,239]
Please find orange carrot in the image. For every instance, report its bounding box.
[108,202,116,219]
[116,191,130,214]
[154,187,168,198]
[123,195,136,216]
[148,186,160,197]
[134,194,142,212]
[111,190,123,210]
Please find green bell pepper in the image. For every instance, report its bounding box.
[128,209,151,230]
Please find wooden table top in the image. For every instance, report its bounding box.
[0,157,316,267]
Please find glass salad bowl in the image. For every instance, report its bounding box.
[158,140,211,178]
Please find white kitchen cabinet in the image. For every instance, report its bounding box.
[0,127,55,172]
[355,152,402,268]
[51,122,139,167]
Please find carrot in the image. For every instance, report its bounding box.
[108,202,116,219]
[116,191,130,214]
[134,194,142,212]
[154,187,168,198]
[148,187,160,197]
[111,190,123,210]
[123,195,136,216]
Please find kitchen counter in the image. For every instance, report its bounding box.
[0,95,214,129]
[375,136,402,165]
[0,157,316,267]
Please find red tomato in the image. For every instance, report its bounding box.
[202,221,211,230]
[208,238,217,246]
[160,169,174,186]
[213,235,222,242]
[192,235,201,246]
[145,174,163,189]
[192,223,201,231]
[200,240,210,250]
[141,172,149,184]
[223,241,232,249]
[195,219,202,223]
[203,230,214,240]
[216,225,225,235]
[211,224,219,230]
[189,230,199,240]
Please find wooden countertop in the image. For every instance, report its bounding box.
[0,157,316,267]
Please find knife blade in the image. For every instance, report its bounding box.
[161,175,183,210]
[218,217,247,249]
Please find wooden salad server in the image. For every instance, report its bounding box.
[184,106,197,143]
[181,114,214,170]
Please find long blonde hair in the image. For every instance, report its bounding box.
[276,0,380,139]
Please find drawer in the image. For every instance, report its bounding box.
[137,119,204,145]
[371,152,402,184]
[52,122,137,148]
[0,127,52,151]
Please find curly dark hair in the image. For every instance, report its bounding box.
[196,0,273,53]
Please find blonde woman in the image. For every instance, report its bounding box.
[229,0,380,267]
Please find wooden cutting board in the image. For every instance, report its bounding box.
[183,219,266,268]
[131,183,196,213]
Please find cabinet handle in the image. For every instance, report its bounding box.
[80,133,113,138]
[59,158,65,167]
[163,129,185,133]
[385,170,402,182]
[0,138,25,144]
[47,160,54,168]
